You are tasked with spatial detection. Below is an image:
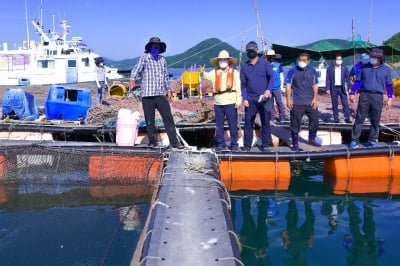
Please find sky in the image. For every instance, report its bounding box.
[0,0,399,60]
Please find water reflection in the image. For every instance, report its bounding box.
[345,200,381,266]
[239,197,270,265]
[281,200,315,266]
[0,181,151,265]
[232,196,397,266]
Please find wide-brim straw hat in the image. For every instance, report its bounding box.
[210,50,238,65]
[266,49,282,59]
[145,37,167,54]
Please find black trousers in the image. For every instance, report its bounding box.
[351,91,383,142]
[290,104,319,134]
[142,96,180,146]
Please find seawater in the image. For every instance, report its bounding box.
[0,185,150,265]
[231,161,400,266]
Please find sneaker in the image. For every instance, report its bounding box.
[148,142,157,147]
[260,146,270,152]
[230,145,239,151]
[172,144,185,149]
[345,119,352,124]
[242,146,251,152]
[349,141,359,149]
[368,141,379,148]
[214,146,225,152]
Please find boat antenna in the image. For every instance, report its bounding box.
[24,0,30,49]
[367,0,373,44]
[40,0,43,28]
[238,21,247,69]
[252,0,267,54]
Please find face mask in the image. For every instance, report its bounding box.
[268,57,275,62]
[99,63,104,67]
[219,60,228,69]
[150,47,160,60]
[361,59,369,64]
[370,58,378,65]
[298,61,307,69]
[247,50,258,59]
[335,60,343,65]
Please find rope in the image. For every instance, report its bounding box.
[217,257,244,265]
[139,256,164,264]
[274,152,279,191]
[345,148,352,194]
[387,146,395,198]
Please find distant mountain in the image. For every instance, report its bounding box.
[108,38,242,70]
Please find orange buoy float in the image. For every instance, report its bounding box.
[88,155,162,184]
[324,155,400,194]
[219,159,291,191]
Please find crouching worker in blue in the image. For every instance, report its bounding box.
[240,41,275,152]
[286,52,320,151]
[349,48,393,148]
[129,37,184,149]
[199,50,242,151]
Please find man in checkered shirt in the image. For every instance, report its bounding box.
[129,37,183,149]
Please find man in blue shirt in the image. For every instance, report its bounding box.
[349,48,393,148]
[129,37,184,149]
[326,53,352,123]
[266,49,288,122]
[285,52,320,151]
[240,41,275,151]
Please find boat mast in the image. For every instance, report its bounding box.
[238,21,247,69]
[352,18,356,64]
[252,0,267,54]
[24,0,30,49]
[367,0,373,44]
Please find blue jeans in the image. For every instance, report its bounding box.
[214,104,238,147]
[95,81,107,105]
[330,85,350,120]
[244,99,272,147]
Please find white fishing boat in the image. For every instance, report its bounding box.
[0,16,121,86]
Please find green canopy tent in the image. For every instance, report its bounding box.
[272,41,400,66]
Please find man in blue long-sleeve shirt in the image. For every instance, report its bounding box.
[349,48,393,148]
[240,41,275,151]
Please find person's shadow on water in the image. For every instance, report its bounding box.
[239,197,271,266]
[281,200,315,266]
[344,200,383,266]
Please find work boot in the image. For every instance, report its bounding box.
[291,132,299,152]
[308,131,321,147]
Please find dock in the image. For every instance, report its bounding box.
[132,151,242,266]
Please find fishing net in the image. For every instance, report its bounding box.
[0,143,164,196]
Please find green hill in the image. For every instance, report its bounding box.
[108,38,242,70]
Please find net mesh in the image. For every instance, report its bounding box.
[0,144,164,195]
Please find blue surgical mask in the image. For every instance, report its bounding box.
[369,58,378,65]
[150,47,160,60]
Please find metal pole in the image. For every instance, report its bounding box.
[252,0,267,54]
[368,0,374,44]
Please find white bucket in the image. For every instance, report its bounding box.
[116,109,140,146]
